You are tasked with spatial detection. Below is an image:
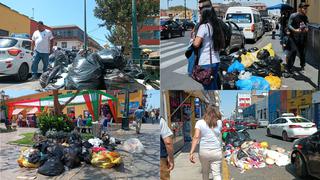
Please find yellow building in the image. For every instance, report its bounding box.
[287,0,320,24]
[287,90,313,119]
[0,3,30,36]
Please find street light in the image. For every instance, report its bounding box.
[132,0,141,68]
[0,90,5,120]
[84,0,88,52]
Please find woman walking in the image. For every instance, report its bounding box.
[189,106,223,180]
[192,6,225,90]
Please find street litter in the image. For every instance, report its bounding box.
[40,47,159,90]
[123,138,144,153]
[224,132,291,173]
[17,131,122,177]
[220,43,286,90]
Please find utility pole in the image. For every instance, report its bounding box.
[84,0,88,52]
[132,0,141,68]
[122,89,130,130]
[184,0,187,20]
[31,8,34,19]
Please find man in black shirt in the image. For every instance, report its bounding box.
[286,2,309,74]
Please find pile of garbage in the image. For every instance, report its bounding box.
[17,131,122,177]
[40,47,159,91]
[220,43,284,90]
[223,132,290,173]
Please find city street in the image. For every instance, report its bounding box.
[171,127,318,180]
[0,76,41,90]
[0,123,160,180]
[160,31,319,90]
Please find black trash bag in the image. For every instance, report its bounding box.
[103,69,145,90]
[27,150,41,164]
[122,64,146,79]
[38,157,65,176]
[33,141,50,154]
[257,49,270,60]
[237,131,251,142]
[67,132,82,145]
[47,143,64,160]
[222,73,238,90]
[79,149,92,164]
[237,149,248,160]
[225,132,238,145]
[65,53,104,89]
[219,55,234,72]
[62,147,81,168]
[97,47,126,69]
[248,47,259,52]
[267,56,282,77]
[82,141,93,149]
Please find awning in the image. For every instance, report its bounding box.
[27,107,38,115]
[267,3,293,11]
[12,108,24,115]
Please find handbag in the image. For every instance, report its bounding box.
[191,24,214,86]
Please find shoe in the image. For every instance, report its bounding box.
[300,66,305,71]
[29,75,39,81]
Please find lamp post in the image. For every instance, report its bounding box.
[132,0,141,68]
[0,90,5,121]
[122,89,130,130]
[184,0,187,20]
[84,0,88,52]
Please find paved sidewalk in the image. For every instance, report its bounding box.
[0,123,160,180]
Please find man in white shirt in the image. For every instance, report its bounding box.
[30,21,54,80]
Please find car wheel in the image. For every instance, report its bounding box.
[267,128,271,136]
[294,152,308,178]
[181,31,185,37]
[282,131,290,141]
[15,63,29,81]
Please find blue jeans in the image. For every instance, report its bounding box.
[31,51,49,75]
[200,63,219,90]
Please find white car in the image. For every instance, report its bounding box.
[267,116,317,141]
[0,37,43,81]
[225,6,264,42]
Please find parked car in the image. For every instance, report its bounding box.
[246,120,258,129]
[262,19,272,32]
[160,19,185,39]
[0,37,42,81]
[291,131,320,179]
[267,116,318,141]
[181,19,195,31]
[224,20,245,54]
[258,120,269,127]
[225,6,264,42]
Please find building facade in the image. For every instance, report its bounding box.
[311,91,320,128]
[243,104,256,119]
[236,92,251,119]
[52,25,103,52]
[255,97,269,123]
[287,90,313,120]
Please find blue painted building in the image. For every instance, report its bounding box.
[243,104,256,119]
[268,91,281,123]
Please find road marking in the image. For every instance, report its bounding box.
[161,43,185,52]
[173,64,188,75]
[160,41,176,47]
[160,55,186,69]
[161,47,186,59]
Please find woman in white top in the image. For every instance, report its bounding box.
[193,6,225,90]
[189,105,223,180]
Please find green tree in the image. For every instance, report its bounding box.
[94,0,159,55]
[168,5,190,11]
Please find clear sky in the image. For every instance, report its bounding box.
[220,90,267,118]
[146,90,160,109]
[1,0,109,46]
[3,90,38,98]
[160,0,284,10]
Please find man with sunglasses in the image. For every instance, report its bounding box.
[286,2,309,75]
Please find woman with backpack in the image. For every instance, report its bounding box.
[192,4,226,90]
[189,105,223,180]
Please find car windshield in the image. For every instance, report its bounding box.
[0,38,18,48]
[289,118,311,123]
[226,14,252,23]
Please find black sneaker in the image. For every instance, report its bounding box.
[300,66,305,71]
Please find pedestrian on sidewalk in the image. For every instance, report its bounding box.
[150,110,156,124]
[134,106,144,134]
[189,105,223,180]
[30,21,54,80]
[192,3,225,90]
[286,3,310,75]
[160,118,174,180]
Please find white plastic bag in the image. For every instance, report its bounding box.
[88,137,103,147]
[123,138,144,153]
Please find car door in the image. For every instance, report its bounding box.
[229,22,242,50]
[308,131,320,177]
[269,119,278,135]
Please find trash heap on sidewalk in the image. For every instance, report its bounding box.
[17,131,124,177]
[40,47,159,91]
[222,131,291,173]
[220,43,285,90]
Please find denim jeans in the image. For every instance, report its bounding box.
[31,51,49,75]
[200,63,219,90]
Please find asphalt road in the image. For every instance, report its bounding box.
[0,75,41,90]
[160,31,319,90]
[228,127,318,180]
